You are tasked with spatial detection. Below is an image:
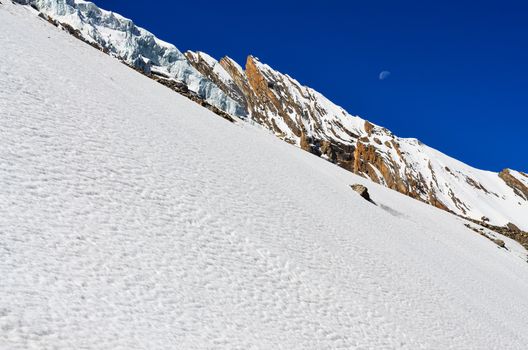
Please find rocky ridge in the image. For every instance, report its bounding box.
[185,52,528,232]
[499,169,528,200]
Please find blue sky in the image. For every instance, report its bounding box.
[93,0,527,172]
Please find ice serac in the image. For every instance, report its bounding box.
[24,0,245,117]
[186,54,528,231]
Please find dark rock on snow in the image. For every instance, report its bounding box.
[351,184,371,201]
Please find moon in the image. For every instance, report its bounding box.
[379,70,391,80]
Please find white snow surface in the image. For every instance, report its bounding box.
[1,3,528,349]
[24,0,245,117]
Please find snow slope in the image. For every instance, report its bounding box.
[1,2,528,349]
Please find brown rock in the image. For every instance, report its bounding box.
[300,132,311,152]
[499,169,528,200]
[492,239,506,248]
[507,222,521,233]
[359,136,370,142]
[350,184,371,201]
[353,142,407,194]
[364,121,374,136]
[320,140,337,162]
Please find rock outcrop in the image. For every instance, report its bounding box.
[350,184,371,201]
[499,169,528,200]
[465,219,528,251]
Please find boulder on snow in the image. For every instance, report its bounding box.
[507,222,521,233]
[350,184,371,201]
[492,239,506,248]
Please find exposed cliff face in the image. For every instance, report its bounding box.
[499,169,528,200]
[194,54,364,169]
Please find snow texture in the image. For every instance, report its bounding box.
[1,2,528,349]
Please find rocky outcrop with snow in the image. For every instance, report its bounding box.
[499,169,528,200]
[20,0,245,117]
[185,53,528,230]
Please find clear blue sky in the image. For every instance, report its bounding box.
[93,0,527,172]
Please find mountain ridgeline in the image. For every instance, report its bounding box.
[17,0,528,235]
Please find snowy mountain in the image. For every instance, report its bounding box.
[14,0,527,236]
[2,1,528,348]
[18,0,245,116]
[186,53,528,232]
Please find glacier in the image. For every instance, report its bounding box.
[20,0,246,117]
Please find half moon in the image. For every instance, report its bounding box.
[379,70,391,80]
